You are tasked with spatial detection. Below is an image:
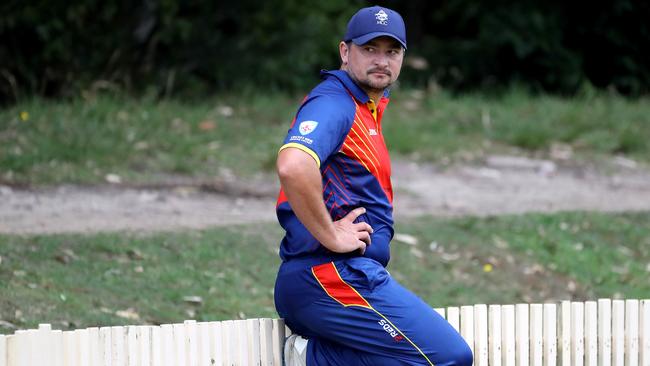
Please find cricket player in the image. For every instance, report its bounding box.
[274,6,473,365]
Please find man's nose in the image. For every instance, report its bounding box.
[373,53,390,67]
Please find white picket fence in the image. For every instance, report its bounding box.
[1,299,648,365]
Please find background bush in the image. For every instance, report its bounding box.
[1,0,649,102]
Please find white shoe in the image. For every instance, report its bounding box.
[283,334,308,366]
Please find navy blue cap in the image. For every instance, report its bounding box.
[343,6,407,49]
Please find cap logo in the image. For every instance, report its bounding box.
[375,9,388,25]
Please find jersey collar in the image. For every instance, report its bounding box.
[320,70,390,103]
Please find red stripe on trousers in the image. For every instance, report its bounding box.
[312,262,370,308]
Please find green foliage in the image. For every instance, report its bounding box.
[2,0,649,101]
[0,1,361,101]
[409,0,650,94]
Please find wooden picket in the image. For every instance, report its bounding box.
[209,321,223,366]
[572,302,585,366]
[87,327,100,366]
[0,335,6,366]
[461,305,475,356]
[516,303,530,366]
[585,301,597,366]
[160,324,173,366]
[502,304,517,366]
[271,319,285,365]
[2,299,649,365]
[613,300,625,366]
[488,305,502,366]
[641,300,650,366]
[197,322,210,365]
[599,299,612,366]
[530,304,544,366]
[475,304,489,366]
[561,301,572,366]
[447,306,461,332]
[150,326,161,366]
[433,307,444,318]
[99,327,110,366]
[258,319,273,365]
[543,304,557,366]
[626,300,640,366]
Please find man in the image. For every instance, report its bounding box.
[274,6,473,366]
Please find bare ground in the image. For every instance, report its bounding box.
[1,155,649,235]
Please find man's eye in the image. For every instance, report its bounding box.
[364,47,376,53]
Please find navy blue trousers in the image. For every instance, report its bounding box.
[275,257,473,365]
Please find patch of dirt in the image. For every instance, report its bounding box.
[1,155,649,235]
[392,155,650,217]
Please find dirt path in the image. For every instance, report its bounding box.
[1,155,649,235]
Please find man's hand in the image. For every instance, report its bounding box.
[330,207,374,255]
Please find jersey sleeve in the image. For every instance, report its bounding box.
[279,95,353,166]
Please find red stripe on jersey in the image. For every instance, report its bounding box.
[340,102,393,203]
[352,114,381,157]
[312,262,371,308]
[347,124,380,170]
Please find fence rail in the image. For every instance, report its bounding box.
[1,299,648,365]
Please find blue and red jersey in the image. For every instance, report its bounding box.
[276,70,394,267]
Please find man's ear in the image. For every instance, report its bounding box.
[339,41,349,65]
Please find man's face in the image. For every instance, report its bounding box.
[340,36,404,95]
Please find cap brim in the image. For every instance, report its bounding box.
[351,32,407,49]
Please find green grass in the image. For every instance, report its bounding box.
[392,211,650,306]
[384,89,650,162]
[0,94,294,184]
[0,226,284,333]
[2,211,649,333]
[2,90,650,185]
